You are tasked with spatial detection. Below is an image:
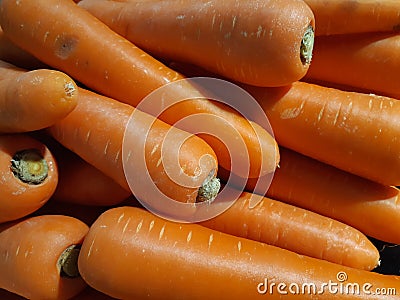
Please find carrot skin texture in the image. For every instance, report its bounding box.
[305,33,400,98]
[200,186,380,271]
[0,215,89,300]
[48,88,218,204]
[245,81,400,186]
[78,206,400,300]
[0,134,58,223]
[303,0,400,36]
[227,147,400,245]
[0,61,78,133]
[78,0,315,87]
[0,0,279,179]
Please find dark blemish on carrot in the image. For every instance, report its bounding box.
[55,34,79,60]
[340,0,359,12]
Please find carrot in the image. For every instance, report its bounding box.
[0,28,45,69]
[244,81,400,186]
[0,0,279,179]
[53,150,132,206]
[221,147,400,245]
[199,185,380,271]
[304,32,400,99]
[78,0,315,87]
[78,206,400,299]
[35,133,132,207]
[0,214,89,300]
[303,0,400,36]
[48,88,221,220]
[0,134,58,223]
[0,60,78,133]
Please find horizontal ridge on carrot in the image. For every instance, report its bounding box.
[304,32,400,99]
[48,88,220,211]
[78,206,400,299]
[244,81,400,186]
[303,0,400,36]
[0,134,58,223]
[0,0,279,180]
[0,215,89,300]
[78,0,315,87]
[200,185,380,270]
[0,60,78,133]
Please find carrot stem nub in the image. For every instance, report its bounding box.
[10,149,49,185]
[196,177,220,203]
[300,24,314,65]
[64,81,77,98]
[58,244,81,278]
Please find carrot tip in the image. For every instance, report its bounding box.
[300,24,314,65]
[10,149,49,185]
[58,244,81,278]
[196,176,220,203]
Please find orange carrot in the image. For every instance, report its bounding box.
[78,206,400,299]
[48,88,220,212]
[303,0,400,36]
[200,185,379,270]
[0,215,88,300]
[53,151,132,206]
[0,28,45,69]
[244,81,400,186]
[0,134,58,223]
[221,147,400,245]
[78,0,315,87]
[304,32,400,99]
[0,60,78,133]
[36,133,132,207]
[0,0,279,179]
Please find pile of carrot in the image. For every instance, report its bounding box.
[0,0,399,299]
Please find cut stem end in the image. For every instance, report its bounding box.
[300,24,314,65]
[58,245,81,278]
[10,149,48,185]
[197,177,221,203]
